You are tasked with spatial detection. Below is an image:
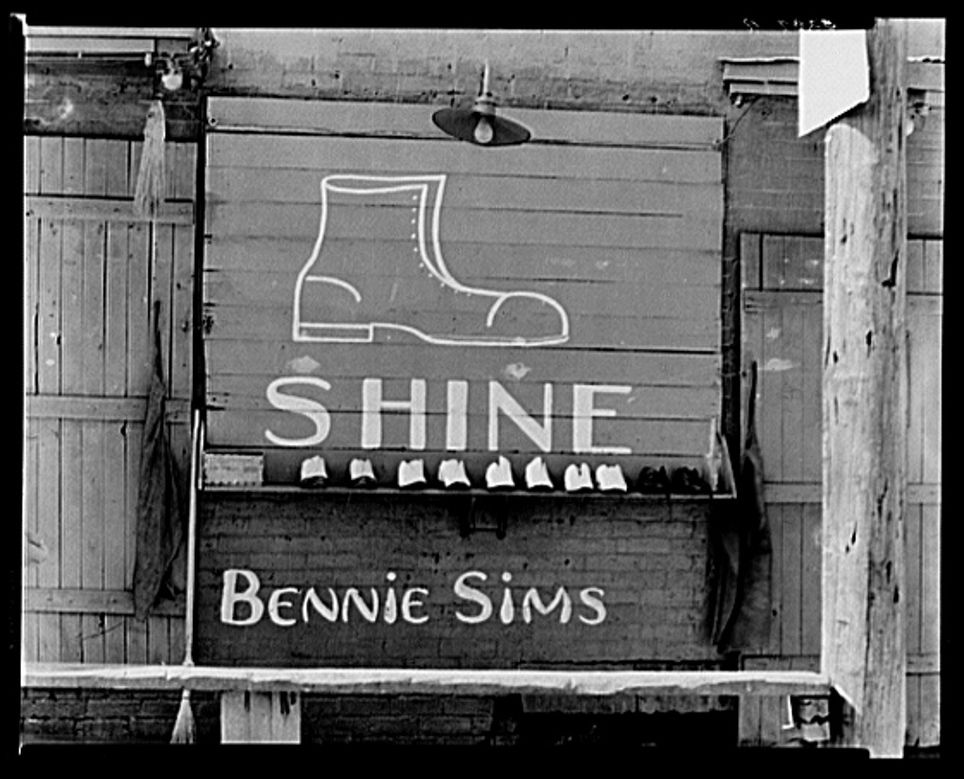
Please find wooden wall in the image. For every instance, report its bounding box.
[203,98,724,482]
[22,135,196,665]
[740,232,941,748]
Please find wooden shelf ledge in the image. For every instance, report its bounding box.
[22,663,831,698]
[201,485,736,502]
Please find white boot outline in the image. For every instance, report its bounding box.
[292,174,570,347]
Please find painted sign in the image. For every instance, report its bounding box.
[203,100,724,477]
[194,494,717,668]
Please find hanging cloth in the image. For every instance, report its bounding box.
[704,360,773,654]
[132,300,185,620]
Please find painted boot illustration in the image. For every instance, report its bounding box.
[293,174,569,346]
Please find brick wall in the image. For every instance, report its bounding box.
[727,95,943,238]
[194,494,720,669]
[20,688,735,745]
[20,689,221,744]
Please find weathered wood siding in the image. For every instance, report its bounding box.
[22,135,196,665]
[740,232,941,748]
[203,98,724,480]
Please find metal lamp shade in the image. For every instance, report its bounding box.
[432,107,532,146]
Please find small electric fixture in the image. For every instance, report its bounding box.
[432,61,531,147]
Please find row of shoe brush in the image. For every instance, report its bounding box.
[299,455,714,495]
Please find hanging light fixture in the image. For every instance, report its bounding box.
[432,61,531,146]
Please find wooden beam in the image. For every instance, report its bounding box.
[23,587,185,617]
[22,663,833,698]
[764,482,938,505]
[822,21,908,757]
[25,394,190,423]
[24,196,194,224]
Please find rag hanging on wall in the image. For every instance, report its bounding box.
[134,99,167,219]
[703,360,773,656]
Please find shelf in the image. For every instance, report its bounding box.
[23,662,831,698]
[201,484,736,501]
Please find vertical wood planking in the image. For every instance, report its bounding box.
[37,614,60,662]
[904,503,922,657]
[36,216,62,395]
[919,312,941,484]
[23,614,40,663]
[800,503,821,655]
[38,136,63,195]
[105,140,130,198]
[24,211,40,395]
[104,615,127,663]
[105,224,130,396]
[760,307,783,480]
[80,154,108,659]
[767,504,783,652]
[58,433,83,588]
[103,422,127,591]
[737,696,763,745]
[35,417,61,663]
[742,297,763,447]
[780,305,804,482]
[25,135,41,194]
[176,143,197,199]
[128,140,142,198]
[169,615,186,665]
[21,123,39,506]
[148,615,170,664]
[170,224,194,397]
[801,303,822,481]
[923,239,942,293]
[919,673,940,746]
[124,421,142,588]
[740,232,761,290]
[906,308,924,483]
[164,143,178,201]
[780,503,803,656]
[905,673,921,746]
[60,215,85,392]
[126,615,149,665]
[24,418,39,590]
[127,222,151,395]
[153,224,174,389]
[761,234,784,290]
[84,138,108,196]
[59,420,82,660]
[905,240,924,293]
[920,504,939,656]
[37,147,63,395]
[63,138,85,194]
[34,419,61,590]
[757,696,784,746]
[81,614,106,664]
[60,614,82,662]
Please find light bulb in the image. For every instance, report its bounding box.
[161,67,184,92]
[473,116,494,145]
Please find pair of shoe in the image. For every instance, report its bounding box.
[635,466,711,495]
[300,456,377,488]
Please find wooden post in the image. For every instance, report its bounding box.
[821,20,908,757]
[221,691,302,743]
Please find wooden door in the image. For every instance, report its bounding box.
[740,232,941,747]
[23,136,196,665]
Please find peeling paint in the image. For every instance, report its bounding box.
[285,355,322,374]
[502,362,531,381]
[766,327,781,340]
[762,357,796,372]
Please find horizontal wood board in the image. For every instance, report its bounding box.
[204,104,724,465]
